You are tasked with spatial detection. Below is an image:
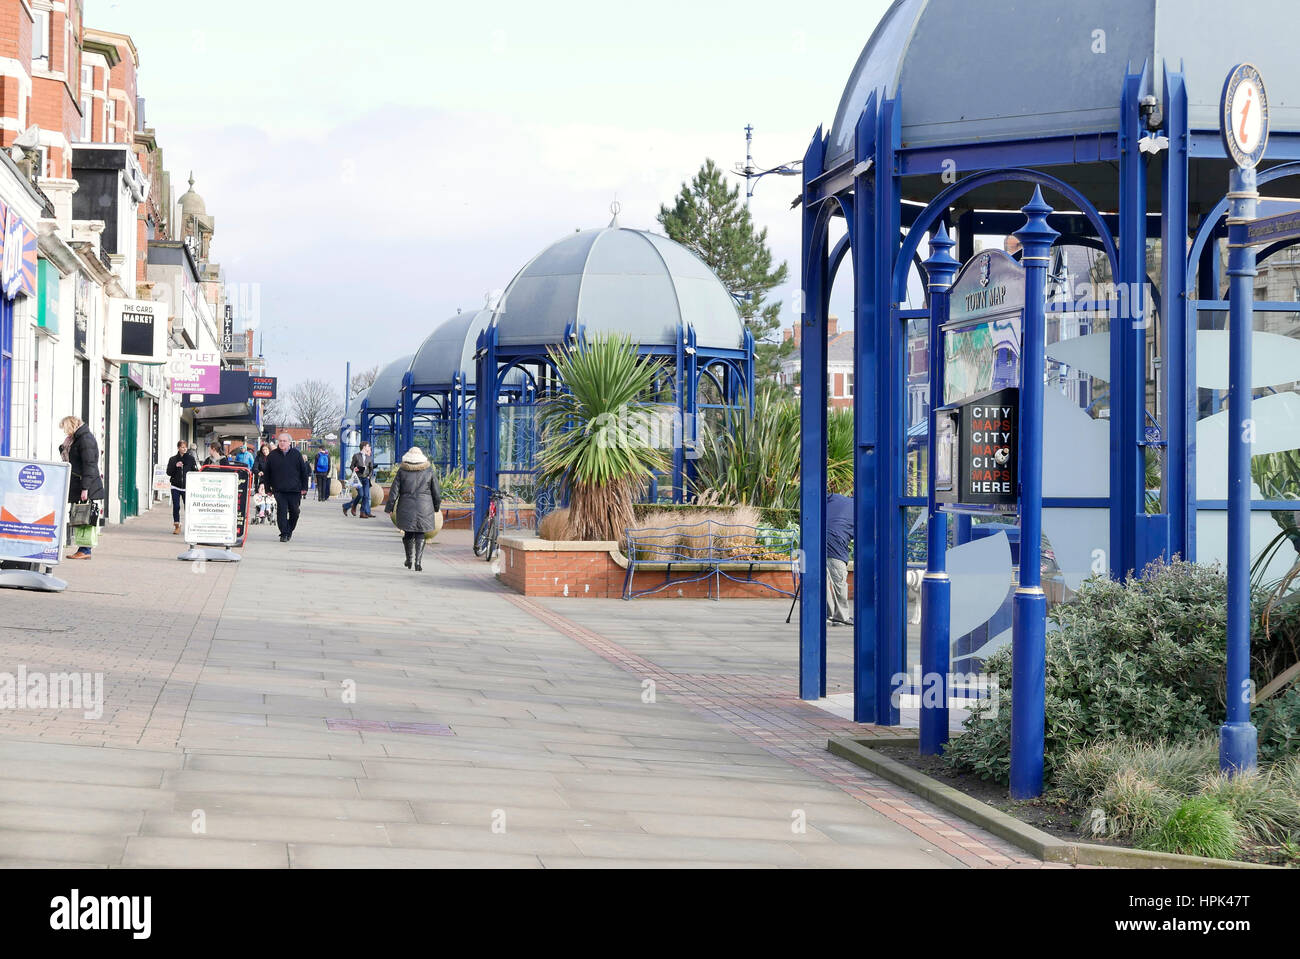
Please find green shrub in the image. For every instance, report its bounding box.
[944,560,1233,785]
[1139,797,1242,860]
[1256,685,1300,764]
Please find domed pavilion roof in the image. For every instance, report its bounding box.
[364,355,414,411]
[827,0,1300,170]
[492,226,745,351]
[410,309,492,390]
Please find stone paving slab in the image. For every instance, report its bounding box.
[0,499,1066,868]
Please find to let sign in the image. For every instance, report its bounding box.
[166,350,221,394]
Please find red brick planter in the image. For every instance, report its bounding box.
[497,536,854,600]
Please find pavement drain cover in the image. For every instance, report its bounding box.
[327,719,453,736]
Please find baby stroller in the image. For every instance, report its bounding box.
[253,491,277,526]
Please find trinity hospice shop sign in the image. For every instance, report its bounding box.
[0,457,71,566]
[183,471,239,546]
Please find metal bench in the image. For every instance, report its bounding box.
[622,520,800,600]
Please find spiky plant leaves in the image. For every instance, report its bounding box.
[537,334,670,543]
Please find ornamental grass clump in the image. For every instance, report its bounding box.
[1138,797,1243,860]
[537,334,670,543]
[1088,769,1180,842]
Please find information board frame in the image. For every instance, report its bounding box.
[0,455,71,568]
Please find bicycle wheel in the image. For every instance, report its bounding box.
[473,513,493,556]
[484,513,500,563]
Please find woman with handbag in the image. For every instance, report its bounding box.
[61,416,105,560]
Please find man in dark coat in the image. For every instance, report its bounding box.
[165,440,199,535]
[825,492,854,626]
[261,432,311,542]
[61,416,104,560]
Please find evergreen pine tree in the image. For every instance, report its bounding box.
[658,159,791,380]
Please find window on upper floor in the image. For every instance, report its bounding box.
[81,64,92,94]
[848,373,854,398]
[80,96,91,140]
[32,10,50,70]
[108,99,116,139]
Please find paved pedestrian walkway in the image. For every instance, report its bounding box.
[0,498,1064,868]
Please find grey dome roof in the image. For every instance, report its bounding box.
[410,310,491,390]
[344,391,366,422]
[365,355,414,411]
[828,0,1300,167]
[493,227,744,351]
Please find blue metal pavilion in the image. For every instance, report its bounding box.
[399,309,492,475]
[359,354,413,469]
[473,223,756,532]
[798,0,1300,733]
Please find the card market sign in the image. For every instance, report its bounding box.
[106,298,167,363]
[0,457,71,565]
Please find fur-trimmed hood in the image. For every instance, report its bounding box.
[399,461,430,472]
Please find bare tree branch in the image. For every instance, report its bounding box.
[350,365,380,402]
[287,380,344,438]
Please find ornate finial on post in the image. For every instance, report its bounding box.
[1013,186,1060,258]
[924,223,961,291]
[609,200,622,227]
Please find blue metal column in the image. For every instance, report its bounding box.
[1114,66,1149,580]
[673,323,687,504]
[1162,66,1191,563]
[472,327,498,533]
[798,127,829,701]
[399,373,415,455]
[1010,188,1059,800]
[875,97,903,724]
[920,225,959,754]
[1222,166,1258,775]
[851,99,878,722]
[682,326,700,504]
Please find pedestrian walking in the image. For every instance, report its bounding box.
[825,492,854,626]
[253,442,270,489]
[384,447,442,571]
[165,440,199,535]
[314,446,332,502]
[230,440,256,473]
[60,416,104,560]
[345,441,375,518]
[261,431,311,542]
[204,442,227,466]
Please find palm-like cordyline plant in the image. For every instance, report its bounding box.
[538,333,670,541]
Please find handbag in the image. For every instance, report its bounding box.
[69,502,96,526]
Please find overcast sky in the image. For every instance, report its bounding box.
[87,0,891,395]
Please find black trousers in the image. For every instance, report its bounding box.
[274,492,302,537]
[315,472,330,501]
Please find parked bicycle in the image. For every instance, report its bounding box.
[473,485,511,562]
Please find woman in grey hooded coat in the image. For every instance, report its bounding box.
[384,447,442,571]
